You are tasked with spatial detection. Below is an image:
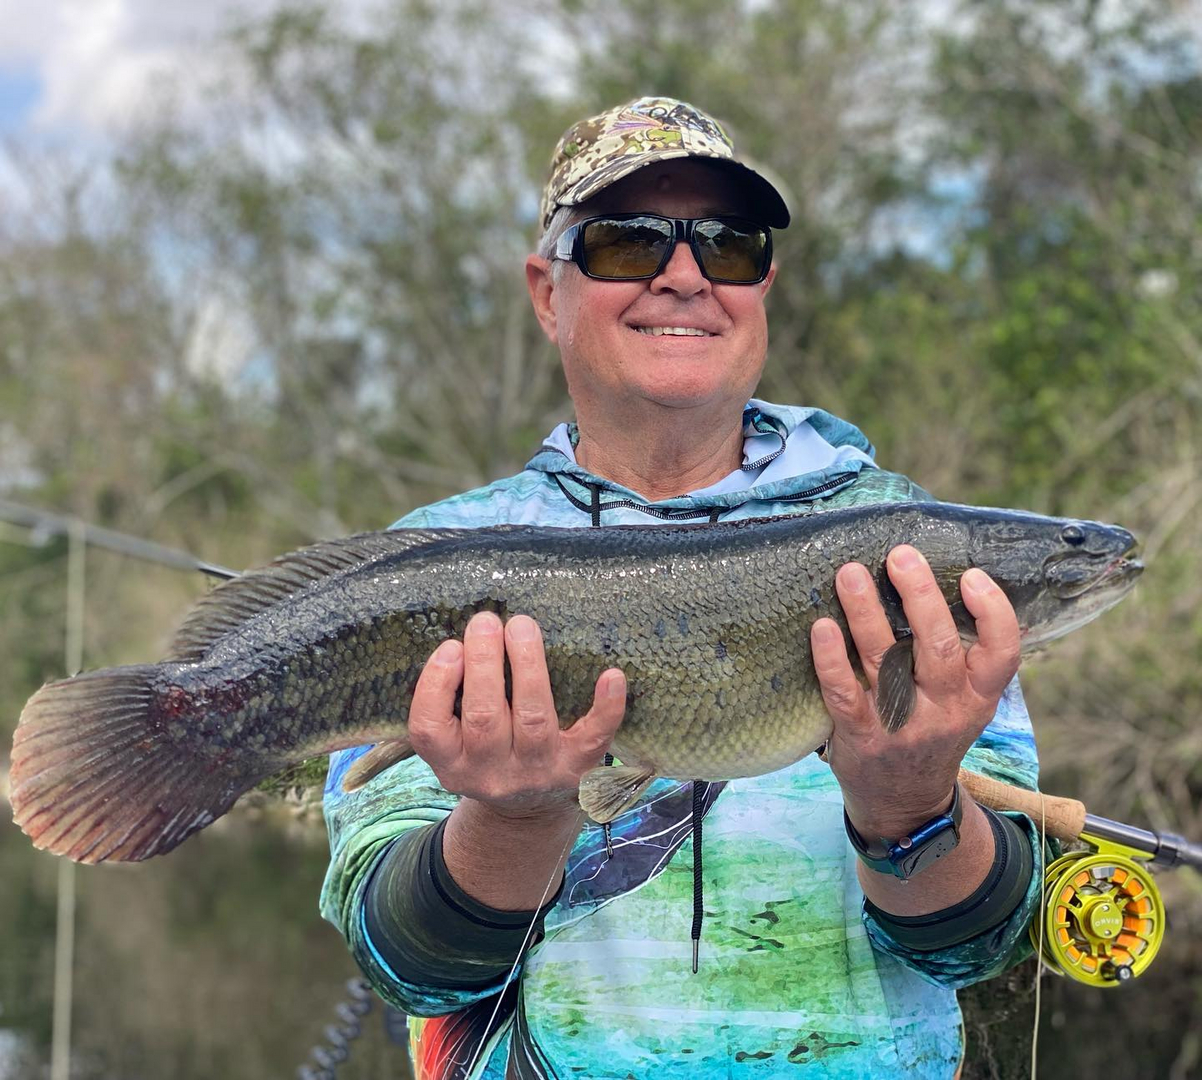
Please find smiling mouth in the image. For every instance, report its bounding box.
[632,326,715,337]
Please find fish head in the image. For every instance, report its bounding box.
[966,511,1143,650]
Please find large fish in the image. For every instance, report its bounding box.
[10,501,1141,863]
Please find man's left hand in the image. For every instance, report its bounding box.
[810,544,1021,840]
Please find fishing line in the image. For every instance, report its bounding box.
[459,816,582,1079]
[1031,791,1047,1080]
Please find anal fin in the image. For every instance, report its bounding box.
[341,737,415,792]
[578,765,656,824]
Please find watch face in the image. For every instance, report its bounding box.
[844,785,963,879]
[892,828,960,878]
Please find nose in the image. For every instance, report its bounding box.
[649,239,711,298]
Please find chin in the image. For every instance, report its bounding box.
[634,383,746,411]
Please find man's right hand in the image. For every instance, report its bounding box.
[408,611,627,820]
[408,611,626,911]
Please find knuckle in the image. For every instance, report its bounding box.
[863,644,892,670]
[512,702,554,731]
[911,575,942,601]
[928,632,964,665]
[460,702,500,728]
[824,682,861,714]
[407,726,436,756]
[464,642,499,667]
[575,732,610,759]
[998,643,1021,675]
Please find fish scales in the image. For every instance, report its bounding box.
[169,511,860,780]
[9,501,1142,861]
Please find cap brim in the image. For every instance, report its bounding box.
[557,150,791,229]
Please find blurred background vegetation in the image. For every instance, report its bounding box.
[1,0,1200,1076]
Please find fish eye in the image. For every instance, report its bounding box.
[1061,524,1086,546]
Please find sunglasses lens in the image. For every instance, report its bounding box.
[694,219,768,283]
[581,217,673,279]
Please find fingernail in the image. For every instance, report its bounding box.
[473,612,501,634]
[603,671,626,698]
[841,565,869,594]
[814,621,840,644]
[508,616,539,642]
[432,639,460,665]
[892,546,924,571]
[963,568,993,595]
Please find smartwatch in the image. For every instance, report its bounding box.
[845,784,963,880]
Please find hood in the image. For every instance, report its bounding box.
[525,399,877,512]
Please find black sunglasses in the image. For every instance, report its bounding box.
[553,214,773,284]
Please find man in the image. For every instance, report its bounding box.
[322,97,1042,1079]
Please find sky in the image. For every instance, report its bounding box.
[0,0,380,139]
[4,0,1199,142]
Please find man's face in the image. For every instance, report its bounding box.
[526,160,776,415]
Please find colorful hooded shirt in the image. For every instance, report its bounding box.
[321,399,1044,1080]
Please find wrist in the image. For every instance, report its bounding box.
[844,786,957,842]
[456,791,583,828]
[846,784,964,881]
[444,797,585,912]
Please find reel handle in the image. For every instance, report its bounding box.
[958,768,1086,842]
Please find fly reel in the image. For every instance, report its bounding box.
[1031,834,1165,987]
[958,768,1201,990]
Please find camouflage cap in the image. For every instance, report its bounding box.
[539,96,790,232]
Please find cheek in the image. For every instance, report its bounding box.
[552,279,640,345]
[717,288,769,337]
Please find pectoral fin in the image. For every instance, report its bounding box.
[341,737,416,792]
[877,634,916,733]
[578,765,657,824]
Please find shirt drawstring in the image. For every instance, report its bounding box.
[582,480,721,972]
[691,780,705,973]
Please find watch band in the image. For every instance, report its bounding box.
[845,783,963,879]
[864,807,1035,950]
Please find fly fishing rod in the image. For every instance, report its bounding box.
[959,769,1202,987]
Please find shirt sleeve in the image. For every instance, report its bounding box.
[319,747,527,1016]
[861,676,1051,988]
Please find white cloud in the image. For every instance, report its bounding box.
[0,0,380,137]
[3,0,1199,144]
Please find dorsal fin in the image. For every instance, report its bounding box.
[166,528,466,661]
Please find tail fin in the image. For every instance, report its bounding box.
[10,666,261,863]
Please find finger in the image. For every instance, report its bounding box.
[834,562,897,690]
[458,611,512,759]
[810,618,875,737]
[562,668,627,770]
[407,638,465,766]
[961,568,1022,702]
[887,545,964,695]
[505,616,559,767]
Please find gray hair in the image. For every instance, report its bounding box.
[537,204,583,281]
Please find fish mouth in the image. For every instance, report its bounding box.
[1108,551,1144,582]
[1044,536,1143,600]
[1102,534,1144,584]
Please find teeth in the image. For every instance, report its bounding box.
[635,326,711,336]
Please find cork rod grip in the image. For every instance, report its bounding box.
[958,768,1087,842]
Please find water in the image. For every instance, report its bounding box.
[1,801,409,1079]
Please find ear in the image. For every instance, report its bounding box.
[760,263,777,298]
[525,255,559,344]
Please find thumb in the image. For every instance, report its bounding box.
[563,668,626,770]
[811,619,874,737]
